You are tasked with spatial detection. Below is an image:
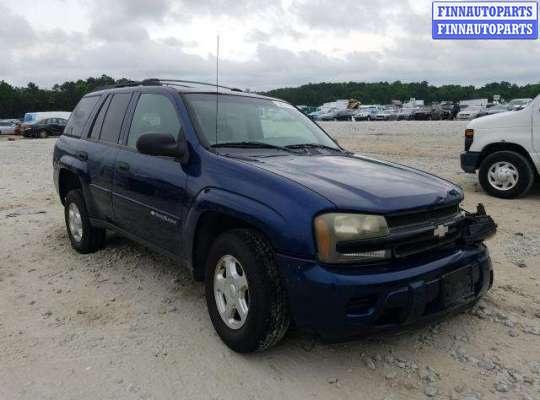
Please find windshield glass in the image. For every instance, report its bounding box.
[185,94,340,149]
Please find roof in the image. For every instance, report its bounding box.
[88,79,280,102]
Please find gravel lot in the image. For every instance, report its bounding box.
[1,121,540,400]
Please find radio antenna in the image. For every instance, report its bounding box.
[215,35,220,146]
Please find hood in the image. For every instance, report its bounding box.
[245,154,462,213]
[468,107,529,130]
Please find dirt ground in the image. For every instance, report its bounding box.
[1,122,540,400]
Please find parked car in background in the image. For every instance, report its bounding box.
[431,103,453,120]
[307,107,321,120]
[53,79,496,353]
[297,105,318,116]
[23,118,68,138]
[413,107,433,120]
[335,108,356,121]
[397,107,416,120]
[20,111,71,137]
[23,111,71,125]
[353,106,379,121]
[0,119,18,135]
[318,107,341,121]
[456,106,487,120]
[486,104,509,115]
[375,107,395,121]
[461,94,540,198]
[506,98,532,110]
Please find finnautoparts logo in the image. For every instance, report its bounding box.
[433,1,538,39]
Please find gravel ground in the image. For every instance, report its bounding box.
[1,122,540,400]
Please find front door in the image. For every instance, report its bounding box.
[112,92,188,256]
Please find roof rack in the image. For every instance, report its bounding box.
[92,79,243,93]
[142,78,243,92]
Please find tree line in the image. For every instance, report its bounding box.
[264,81,540,107]
[0,75,131,119]
[1,76,540,118]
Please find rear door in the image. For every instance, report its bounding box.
[83,93,132,222]
[112,91,188,256]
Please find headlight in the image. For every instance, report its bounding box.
[314,213,390,264]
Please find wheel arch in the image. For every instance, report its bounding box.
[185,189,288,282]
[58,168,83,205]
[479,142,538,177]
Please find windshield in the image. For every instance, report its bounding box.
[185,94,340,149]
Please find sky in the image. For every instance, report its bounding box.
[1,0,539,90]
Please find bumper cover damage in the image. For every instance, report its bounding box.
[278,204,497,340]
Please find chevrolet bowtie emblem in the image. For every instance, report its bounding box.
[434,224,449,239]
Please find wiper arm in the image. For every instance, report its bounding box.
[285,143,343,152]
[212,141,300,153]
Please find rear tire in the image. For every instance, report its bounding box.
[64,190,106,253]
[479,151,535,199]
[205,229,290,353]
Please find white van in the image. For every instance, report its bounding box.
[23,111,71,124]
[460,95,540,198]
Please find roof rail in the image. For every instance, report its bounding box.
[91,79,243,93]
[143,78,243,92]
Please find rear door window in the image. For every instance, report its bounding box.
[64,96,100,137]
[99,93,131,144]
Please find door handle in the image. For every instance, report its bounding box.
[76,151,88,161]
[117,161,130,172]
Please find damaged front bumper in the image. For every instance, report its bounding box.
[461,203,497,245]
[277,203,497,340]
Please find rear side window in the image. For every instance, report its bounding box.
[89,96,111,139]
[64,96,100,137]
[99,94,131,144]
[127,94,181,148]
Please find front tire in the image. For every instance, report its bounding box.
[64,190,106,253]
[479,151,535,199]
[205,229,290,353]
[39,130,48,139]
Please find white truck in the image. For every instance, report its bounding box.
[460,95,540,198]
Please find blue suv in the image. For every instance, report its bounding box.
[53,79,496,352]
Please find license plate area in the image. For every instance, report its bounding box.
[441,265,474,307]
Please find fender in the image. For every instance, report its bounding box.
[55,153,96,213]
[183,187,289,269]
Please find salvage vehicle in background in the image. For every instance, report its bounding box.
[486,104,510,115]
[353,106,379,121]
[23,117,68,138]
[431,103,453,120]
[413,106,432,120]
[506,98,532,111]
[0,119,18,135]
[397,107,416,120]
[54,79,496,352]
[375,107,395,121]
[456,105,487,120]
[461,94,540,198]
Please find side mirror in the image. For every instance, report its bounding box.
[136,132,189,162]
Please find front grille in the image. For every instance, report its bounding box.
[386,204,460,228]
[337,205,464,261]
[392,227,461,258]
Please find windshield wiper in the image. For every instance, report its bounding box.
[285,143,344,152]
[212,141,300,154]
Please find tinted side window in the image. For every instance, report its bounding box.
[127,94,181,148]
[89,96,111,139]
[64,96,100,137]
[99,94,131,144]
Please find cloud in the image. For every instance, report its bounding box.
[1,0,539,91]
